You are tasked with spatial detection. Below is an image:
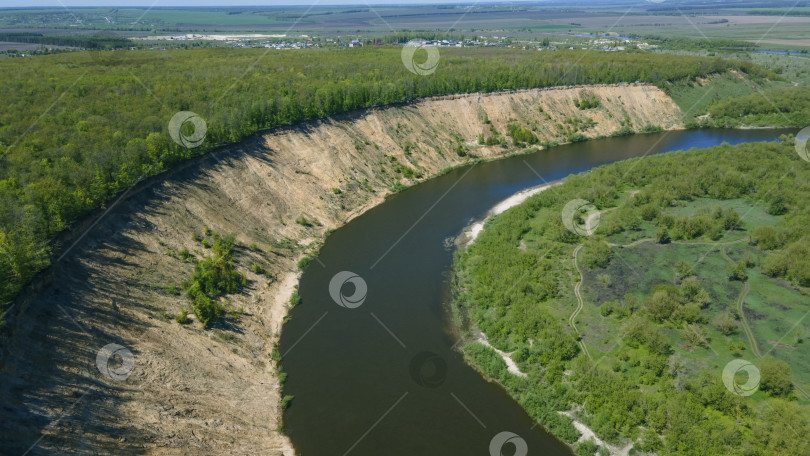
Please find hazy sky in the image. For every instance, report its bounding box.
[4,0,562,7]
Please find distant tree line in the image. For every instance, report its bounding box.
[0,32,133,50]
[634,34,760,52]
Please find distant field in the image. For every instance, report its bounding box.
[2,5,810,51]
[118,9,289,26]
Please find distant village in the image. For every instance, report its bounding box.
[133,33,654,53]
[3,33,657,58]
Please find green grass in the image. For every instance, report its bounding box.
[121,9,288,26]
[746,269,810,388]
[666,198,779,233]
[579,219,810,404]
[669,72,764,122]
[613,22,810,45]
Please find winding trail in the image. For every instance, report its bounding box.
[717,246,760,358]
[734,272,760,358]
[573,236,750,366]
[717,246,810,400]
[570,244,592,360]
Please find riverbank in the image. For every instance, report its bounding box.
[0,84,685,454]
[457,181,562,248]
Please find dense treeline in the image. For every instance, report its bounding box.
[453,138,810,455]
[706,86,810,127]
[0,32,133,50]
[0,47,775,326]
[633,35,760,52]
[366,32,467,44]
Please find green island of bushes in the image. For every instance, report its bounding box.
[453,136,810,455]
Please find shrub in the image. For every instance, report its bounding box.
[281,395,295,409]
[252,262,266,275]
[750,226,784,250]
[760,358,793,396]
[657,226,671,244]
[582,239,613,269]
[165,283,181,296]
[507,123,539,146]
[184,233,244,328]
[714,312,737,335]
[575,439,598,456]
[289,290,302,307]
[726,260,748,281]
[297,255,313,270]
[175,311,190,325]
[574,91,602,110]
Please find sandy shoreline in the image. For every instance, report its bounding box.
[458,181,562,248]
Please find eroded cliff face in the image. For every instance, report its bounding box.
[0,84,683,454]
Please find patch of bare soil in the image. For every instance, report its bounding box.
[0,84,683,454]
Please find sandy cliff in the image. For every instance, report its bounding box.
[0,84,683,454]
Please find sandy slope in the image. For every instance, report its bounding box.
[0,84,683,454]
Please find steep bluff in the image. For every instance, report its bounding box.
[0,84,683,454]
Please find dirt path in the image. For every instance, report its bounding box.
[718,247,810,401]
[610,237,747,248]
[570,244,592,360]
[474,331,527,378]
[736,280,760,358]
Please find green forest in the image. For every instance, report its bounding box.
[453,137,810,455]
[0,46,776,326]
[705,86,810,127]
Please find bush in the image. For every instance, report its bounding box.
[175,311,190,324]
[760,358,794,396]
[289,290,302,307]
[252,262,267,275]
[657,226,671,244]
[726,260,748,281]
[184,232,244,328]
[507,123,539,146]
[281,395,295,409]
[574,91,602,110]
[714,312,737,335]
[750,226,784,250]
[582,239,613,269]
[575,439,598,456]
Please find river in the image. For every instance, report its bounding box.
[278,128,794,455]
